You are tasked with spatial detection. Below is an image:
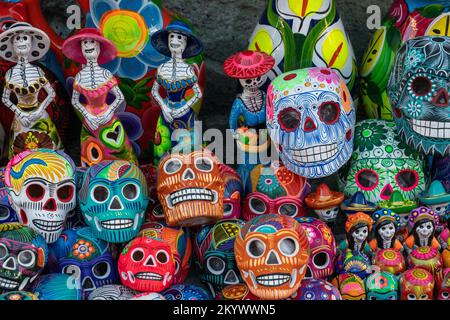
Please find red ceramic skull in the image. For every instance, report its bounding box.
[118,236,175,293]
[436,268,450,301]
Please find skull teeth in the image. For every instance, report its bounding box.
[32,219,64,231]
[409,119,450,139]
[100,219,134,230]
[0,277,19,289]
[168,188,217,206]
[290,143,338,164]
[255,274,291,287]
[135,272,163,281]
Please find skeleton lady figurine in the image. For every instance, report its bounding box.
[0,22,62,159]
[339,212,373,257]
[404,207,441,254]
[151,21,203,135]
[62,28,137,167]
[369,209,403,252]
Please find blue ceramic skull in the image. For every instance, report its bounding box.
[79,161,149,243]
[388,36,450,156]
[162,284,211,300]
[49,227,118,299]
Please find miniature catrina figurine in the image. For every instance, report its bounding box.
[49,227,118,299]
[305,183,344,224]
[400,267,434,300]
[266,67,355,179]
[0,223,48,293]
[339,212,373,257]
[419,180,450,235]
[242,161,310,221]
[4,149,77,243]
[62,28,137,167]
[369,209,403,252]
[195,219,245,294]
[0,22,62,159]
[78,160,149,244]
[151,21,204,133]
[387,36,450,156]
[234,214,310,300]
[365,271,399,300]
[404,206,441,253]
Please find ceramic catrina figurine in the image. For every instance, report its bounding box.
[162,284,212,300]
[369,209,403,252]
[296,217,336,280]
[220,164,243,219]
[139,221,192,284]
[304,183,344,223]
[78,160,149,243]
[408,246,443,276]
[195,219,245,294]
[151,21,203,134]
[49,227,118,299]
[404,206,441,252]
[31,273,81,300]
[419,180,450,234]
[365,271,399,300]
[118,234,176,293]
[340,192,377,217]
[0,223,47,293]
[88,284,136,301]
[243,161,310,221]
[293,279,341,300]
[216,283,259,300]
[344,119,426,204]
[387,36,450,156]
[436,268,450,301]
[400,267,434,300]
[266,67,355,179]
[339,212,373,257]
[331,273,366,300]
[373,248,406,275]
[157,147,224,226]
[234,214,310,300]
[0,22,62,159]
[62,28,137,167]
[4,149,77,243]
[248,0,357,91]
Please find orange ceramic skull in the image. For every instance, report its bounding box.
[157,148,224,226]
[234,214,310,300]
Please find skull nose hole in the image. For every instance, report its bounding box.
[4,257,16,270]
[82,277,95,289]
[145,256,156,266]
[380,184,393,200]
[109,196,123,210]
[43,198,56,211]
[305,266,312,279]
[432,88,449,107]
[182,168,195,180]
[224,270,238,283]
[303,117,317,132]
[266,250,281,265]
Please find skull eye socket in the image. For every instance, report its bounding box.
[163,158,183,174]
[246,239,266,258]
[318,101,340,124]
[278,237,299,257]
[245,79,252,84]
[407,294,416,300]
[411,76,432,96]
[156,250,169,264]
[278,107,301,132]
[0,206,10,220]
[26,183,45,201]
[223,203,233,217]
[194,157,214,172]
[419,294,429,300]
[278,203,298,217]
[312,252,330,269]
[249,197,267,215]
[122,183,140,201]
[0,244,8,259]
[152,204,164,218]
[441,292,449,299]
[18,250,35,268]
[131,248,145,262]
[355,169,379,191]
[395,169,419,191]
[92,261,111,279]
[206,256,225,275]
[62,265,81,279]
[91,185,109,203]
[57,185,74,203]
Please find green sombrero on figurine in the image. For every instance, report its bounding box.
[379,190,417,214]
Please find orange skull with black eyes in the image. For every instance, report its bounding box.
[157,149,224,226]
[234,214,310,300]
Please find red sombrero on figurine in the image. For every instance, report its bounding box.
[223,50,275,79]
[62,28,117,65]
[305,183,345,210]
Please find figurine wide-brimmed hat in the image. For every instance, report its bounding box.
[62,28,117,65]
[419,180,450,206]
[223,50,275,79]
[345,212,373,234]
[378,191,417,214]
[304,183,344,210]
[0,22,50,62]
[340,191,377,215]
[151,21,203,59]
[372,209,400,228]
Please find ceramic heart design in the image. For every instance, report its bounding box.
[100,120,125,149]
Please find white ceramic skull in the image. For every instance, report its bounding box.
[13,34,32,58]
[81,38,100,61]
[352,226,369,243]
[315,207,339,222]
[5,150,77,243]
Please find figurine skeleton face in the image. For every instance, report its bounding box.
[352,226,369,243]
[168,32,187,57]
[13,34,32,58]
[239,77,263,93]
[379,222,396,241]
[5,150,77,244]
[315,208,340,222]
[81,38,100,62]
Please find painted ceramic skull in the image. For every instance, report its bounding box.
[157,148,224,226]
[49,227,118,299]
[388,36,450,156]
[0,223,47,292]
[408,246,443,276]
[220,164,242,219]
[344,119,426,204]
[118,236,175,293]
[195,219,245,291]
[234,214,310,300]
[162,284,212,300]
[266,67,355,178]
[31,273,82,300]
[400,267,434,300]
[216,283,259,300]
[373,248,406,275]
[436,268,450,301]
[5,149,77,243]
[88,284,136,300]
[365,271,398,300]
[331,273,366,300]
[297,217,336,280]
[79,160,149,243]
[293,278,341,300]
[243,161,310,221]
